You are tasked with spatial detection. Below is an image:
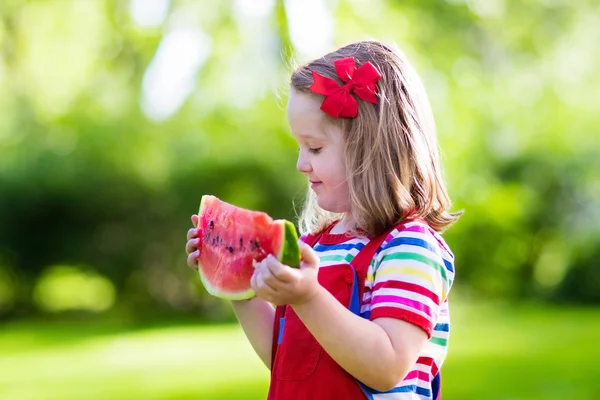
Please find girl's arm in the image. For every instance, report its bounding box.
[251,241,437,392]
[231,298,275,369]
[292,289,427,392]
[186,216,275,369]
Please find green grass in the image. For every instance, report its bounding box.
[1,303,599,399]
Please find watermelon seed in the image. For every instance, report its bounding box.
[209,221,214,230]
[227,246,234,253]
[239,238,243,249]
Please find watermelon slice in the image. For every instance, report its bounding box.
[196,195,301,300]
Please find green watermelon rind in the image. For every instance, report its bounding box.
[276,220,301,268]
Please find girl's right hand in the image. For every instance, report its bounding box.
[186,214,200,270]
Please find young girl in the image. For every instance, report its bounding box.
[186,40,459,400]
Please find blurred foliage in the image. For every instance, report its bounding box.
[0,0,598,320]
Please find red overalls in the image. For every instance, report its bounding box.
[266,225,393,400]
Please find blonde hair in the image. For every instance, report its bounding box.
[291,40,461,237]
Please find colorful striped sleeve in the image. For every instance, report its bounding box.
[368,223,454,338]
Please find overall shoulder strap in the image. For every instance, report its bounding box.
[350,224,400,276]
[348,221,412,311]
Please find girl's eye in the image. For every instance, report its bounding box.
[308,147,322,154]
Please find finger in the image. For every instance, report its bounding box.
[187,227,199,240]
[250,269,269,296]
[250,270,258,292]
[253,262,278,290]
[187,250,200,270]
[265,255,295,283]
[186,238,200,255]
[299,241,319,270]
[191,214,199,228]
[260,265,281,288]
[254,270,279,297]
[254,258,272,273]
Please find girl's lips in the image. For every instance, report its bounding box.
[310,181,322,189]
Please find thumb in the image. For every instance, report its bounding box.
[298,240,319,269]
[191,214,199,228]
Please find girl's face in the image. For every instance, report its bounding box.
[287,89,350,213]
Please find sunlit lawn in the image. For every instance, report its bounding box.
[1,302,599,400]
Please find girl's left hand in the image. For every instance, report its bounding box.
[251,241,320,306]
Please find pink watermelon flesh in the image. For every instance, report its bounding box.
[197,195,300,300]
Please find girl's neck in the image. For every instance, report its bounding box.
[330,214,354,235]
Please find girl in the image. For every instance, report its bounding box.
[186,40,460,400]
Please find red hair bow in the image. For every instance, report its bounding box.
[309,57,382,118]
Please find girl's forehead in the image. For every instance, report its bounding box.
[287,90,335,139]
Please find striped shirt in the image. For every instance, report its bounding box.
[311,220,455,399]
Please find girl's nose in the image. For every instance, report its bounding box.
[296,150,312,173]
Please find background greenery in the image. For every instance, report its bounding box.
[0,0,598,399]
